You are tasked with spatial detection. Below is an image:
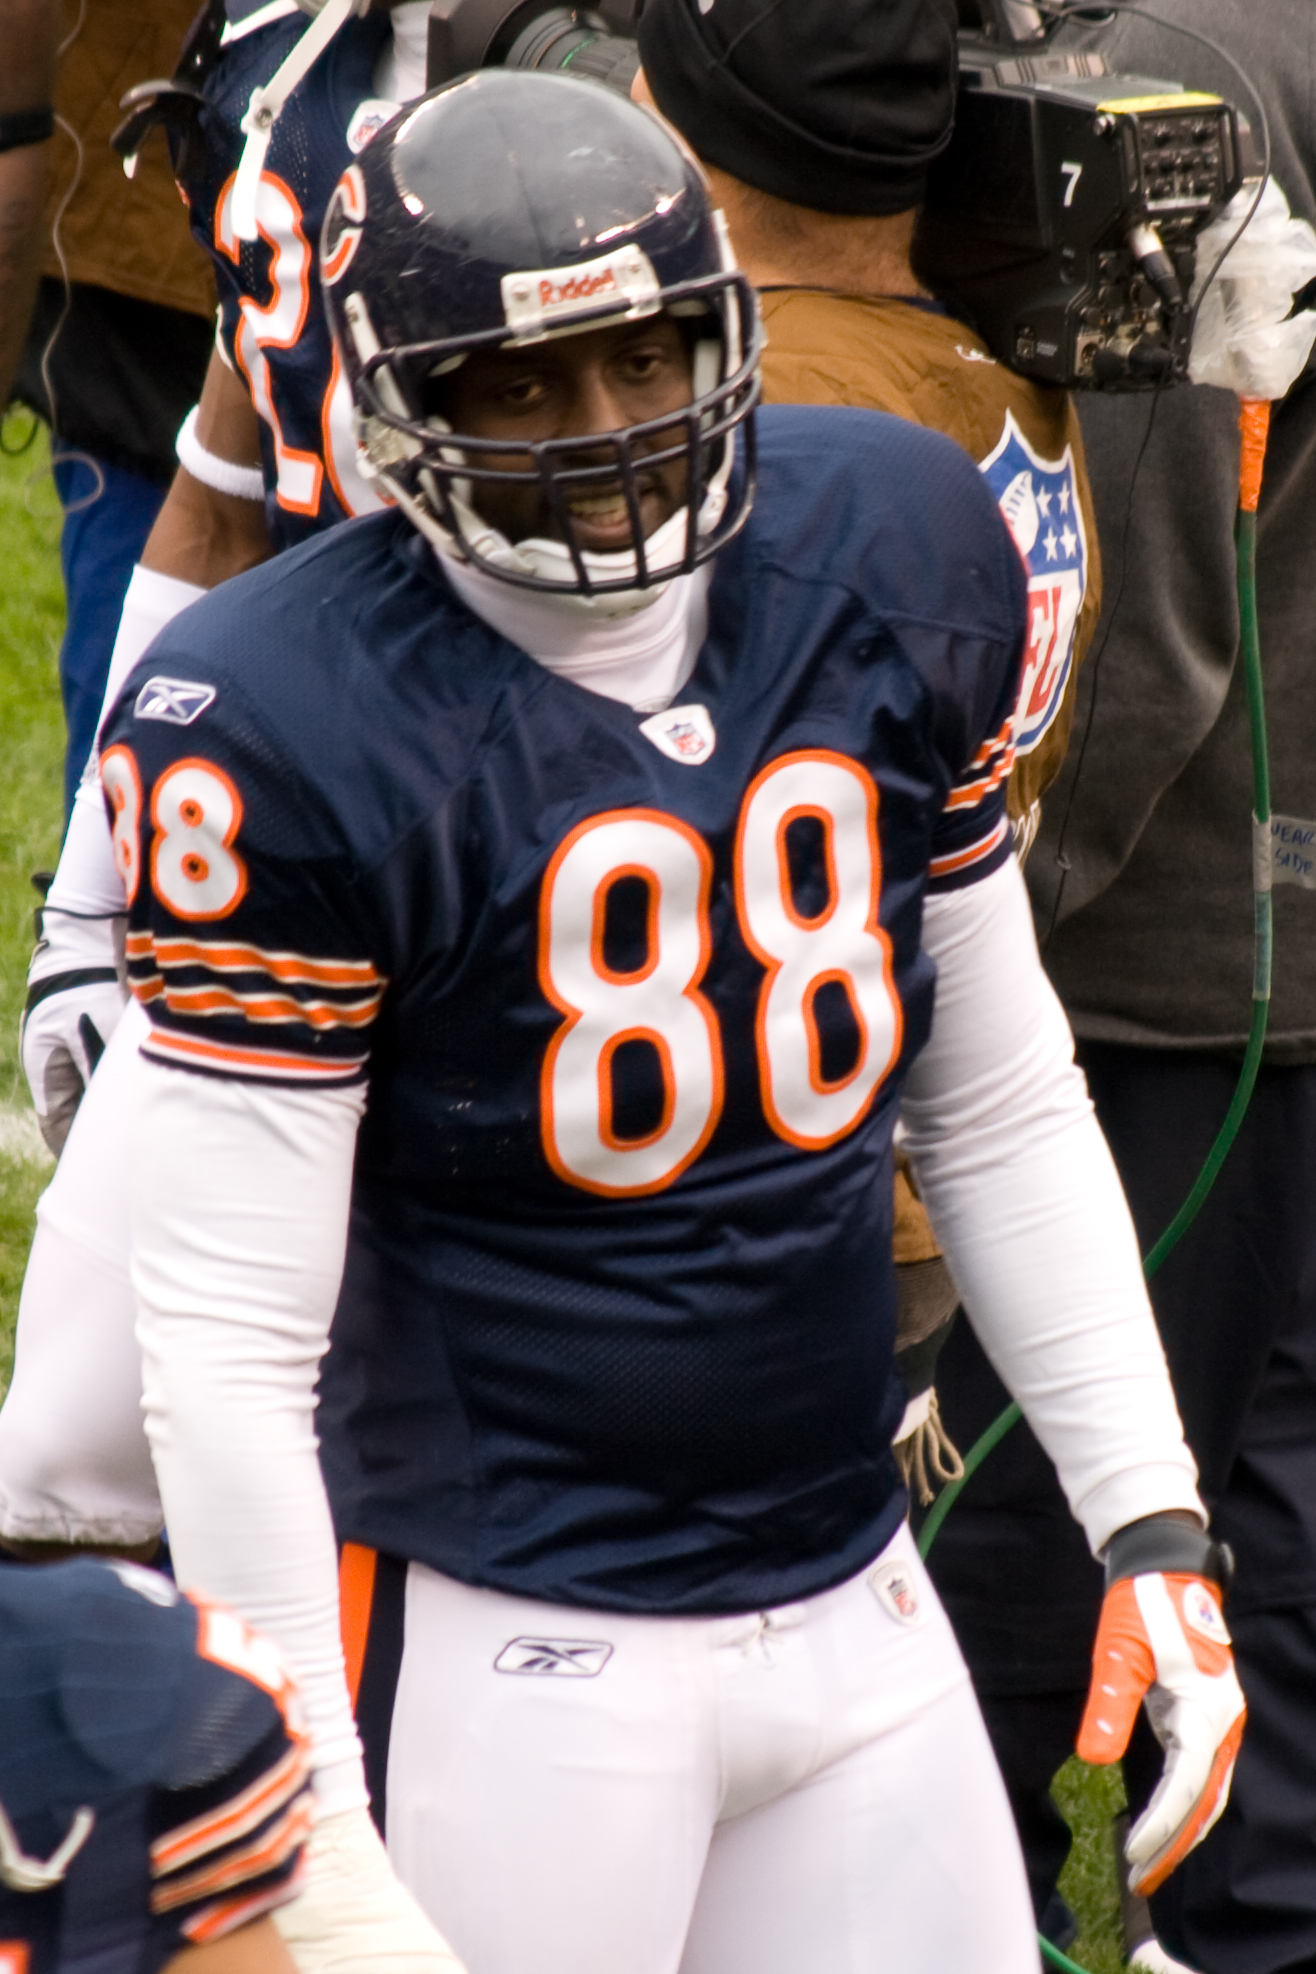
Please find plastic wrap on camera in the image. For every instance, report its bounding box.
[1189,177,1316,401]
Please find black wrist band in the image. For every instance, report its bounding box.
[0,106,55,154]
[1103,1513,1235,1593]
[24,967,120,1014]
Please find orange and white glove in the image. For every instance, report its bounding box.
[1078,1516,1246,1898]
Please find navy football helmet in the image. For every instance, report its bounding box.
[321,69,761,596]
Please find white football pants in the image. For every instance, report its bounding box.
[0,997,161,1545]
[383,1532,1039,1974]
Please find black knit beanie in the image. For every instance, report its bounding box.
[637,0,959,216]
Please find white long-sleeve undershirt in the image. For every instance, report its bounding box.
[130,855,1202,1805]
[131,1070,369,1813]
[46,566,207,919]
[902,859,1202,1549]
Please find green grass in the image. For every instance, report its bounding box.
[0,408,1136,1968]
[1056,1756,1130,1974]
[0,409,65,1392]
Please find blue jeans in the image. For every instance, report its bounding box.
[51,444,167,817]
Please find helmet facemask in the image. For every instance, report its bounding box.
[343,260,761,604]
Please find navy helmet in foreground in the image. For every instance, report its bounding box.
[320,68,762,596]
[0,1558,310,1973]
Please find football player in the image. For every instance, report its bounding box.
[18,0,430,1160]
[92,73,1243,1974]
[5,0,1092,1544]
[0,1556,310,1973]
[0,0,432,1557]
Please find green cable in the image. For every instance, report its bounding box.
[1141,508,1272,1275]
[1040,1939,1097,1974]
[915,501,1272,1971]
[917,1401,1022,1556]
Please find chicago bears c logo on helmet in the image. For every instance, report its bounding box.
[322,165,367,288]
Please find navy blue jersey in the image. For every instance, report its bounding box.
[102,408,1025,1616]
[0,1561,311,1974]
[177,10,392,548]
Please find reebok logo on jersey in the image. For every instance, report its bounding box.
[869,1560,923,1626]
[638,704,716,766]
[135,678,217,726]
[493,1637,614,1678]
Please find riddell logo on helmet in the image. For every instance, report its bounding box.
[539,269,617,308]
[502,245,661,339]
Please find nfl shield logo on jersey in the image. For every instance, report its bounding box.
[869,1560,923,1626]
[637,704,717,766]
[979,412,1088,759]
[345,98,400,156]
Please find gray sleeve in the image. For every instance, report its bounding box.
[1026,382,1240,935]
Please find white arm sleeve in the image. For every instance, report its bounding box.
[130,1058,369,1812]
[902,858,1204,1554]
[47,566,206,918]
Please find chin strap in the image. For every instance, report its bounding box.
[0,1800,96,1891]
[232,0,361,241]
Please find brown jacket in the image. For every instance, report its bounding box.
[758,288,1101,826]
[41,0,214,319]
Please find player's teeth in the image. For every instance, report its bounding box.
[569,494,629,518]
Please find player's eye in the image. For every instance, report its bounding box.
[495,375,552,410]
[619,348,667,381]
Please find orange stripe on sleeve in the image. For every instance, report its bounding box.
[162,985,383,1028]
[152,1797,314,1912]
[140,1029,367,1080]
[152,936,382,987]
[929,817,1009,880]
[339,1543,377,1711]
[180,1872,305,1946]
[944,749,1016,809]
[152,1744,306,1874]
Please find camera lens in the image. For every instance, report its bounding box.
[503,8,641,95]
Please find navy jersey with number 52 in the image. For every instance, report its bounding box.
[178,9,392,548]
[101,408,1025,1616]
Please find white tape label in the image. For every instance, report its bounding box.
[1271,816,1316,889]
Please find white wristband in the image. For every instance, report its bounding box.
[176,405,266,502]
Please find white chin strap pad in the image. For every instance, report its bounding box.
[233,0,359,242]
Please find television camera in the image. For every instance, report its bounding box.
[424,0,1245,390]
